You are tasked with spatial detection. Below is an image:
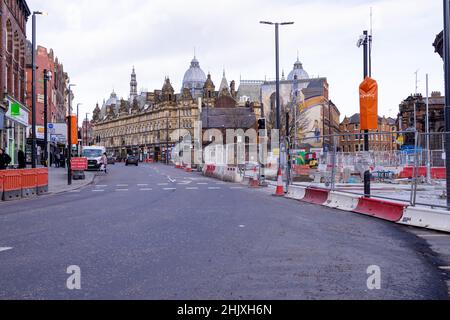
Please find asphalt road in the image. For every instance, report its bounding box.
[0,163,448,300]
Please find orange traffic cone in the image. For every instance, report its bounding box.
[274,167,284,196]
[249,166,259,188]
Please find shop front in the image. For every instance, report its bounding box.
[4,97,29,166]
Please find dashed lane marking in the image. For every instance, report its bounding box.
[158,183,169,186]
[96,185,108,188]
[439,266,450,270]
[137,184,149,187]
[230,187,244,189]
[140,188,153,191]
[197,183,208,185]
[93,190,105,192]
[116,189,129,192]
[163,188,177,191]
[186,187,199,190]
[0,247,13,253]
[116,184,128,187]
[208,187,221,190]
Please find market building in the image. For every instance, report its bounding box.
[0,0,31,165]
[92,57,262,163]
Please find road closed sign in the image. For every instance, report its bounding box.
[359,77,378,130]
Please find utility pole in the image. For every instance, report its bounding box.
[67,84,76,185]
[43,69,52,168]
[260,20,294,181]
[443,0,450,207]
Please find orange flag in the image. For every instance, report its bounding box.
[359,77,378,130]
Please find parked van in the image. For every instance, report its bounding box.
[82,146,106,170]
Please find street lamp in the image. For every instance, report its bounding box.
[260,20,294,185]
[31,11,47,168]
[67,84,76,185]
[443,0,450,207]
[43,69,52,168]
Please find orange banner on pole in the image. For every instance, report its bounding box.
[359,77,378,130]
[67,115,78,145]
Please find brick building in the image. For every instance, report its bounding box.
[0,0,31,165]
[25,43,69,127]
[81,118,93,146]
[339,114,397,152]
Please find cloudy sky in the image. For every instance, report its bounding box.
[26,0,444,123]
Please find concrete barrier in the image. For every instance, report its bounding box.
[354,197,406,222]
[325,191,361,211]
[398,206,450,233]
[286,185,306,200]
[302,188,329,205]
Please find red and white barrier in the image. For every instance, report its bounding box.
[302,188,329,205]
[354,197,406,222]
[286,185,306,200]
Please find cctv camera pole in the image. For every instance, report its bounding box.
[443,0,450,207]
[362,30,371,197]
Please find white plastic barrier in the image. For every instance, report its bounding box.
[213,166,226,180]
[398,206,450,233]
[286,185,306,201]
[325,191,361,212]
[223,167,243,183]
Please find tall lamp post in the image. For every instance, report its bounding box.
[260,20,294,179]
[31,11,47,168]
[43,69,52,167]
[67,84,76,185]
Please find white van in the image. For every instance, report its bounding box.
[82,146,106,170]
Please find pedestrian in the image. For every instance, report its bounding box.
[101,152,108,174]
[18,150,26,169]
[0,148,12,170]
[55,152,60,168]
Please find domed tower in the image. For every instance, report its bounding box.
[182,55,207,99]
[287,55,309,81]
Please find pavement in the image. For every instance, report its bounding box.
[0,163,449,299]
[48,167,97,194]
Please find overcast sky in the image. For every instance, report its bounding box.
[26,0,444,123]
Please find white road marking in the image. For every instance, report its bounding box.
[137,184,149,187]
[239,225,246,228]
[116,189,129,192]
[208,187,221,190]
[439,266,450,270]
[197,183,208,185]
[230,187,244,189]
[93,190,105,192]
[69,190,81,193]
[418,234,450,237]
[186,187,199,190]
[167,176,176,183]
[117,184,128,187]
[96,185,108,188]
[0,247,13,253]
[158,183,169,186]
[163,188,176,191]
[140,188,153,191]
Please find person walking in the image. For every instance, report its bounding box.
[0,148,12,170]
[18,150,26,169]
[101,152,108,174]
[55,151,60,168]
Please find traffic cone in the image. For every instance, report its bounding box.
[175,161,181,169]
[249,166,259,188]
[274,167,284,196]
[185,162,193,172]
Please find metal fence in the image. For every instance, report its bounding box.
[290,131,449,210]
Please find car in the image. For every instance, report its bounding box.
[125,155,139,166]
[107,156,116,165]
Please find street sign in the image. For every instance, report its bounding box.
[48,123,54,129]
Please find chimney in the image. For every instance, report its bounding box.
[431,91,442,98]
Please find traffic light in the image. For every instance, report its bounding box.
[258,118,266,130]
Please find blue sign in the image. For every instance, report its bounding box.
[48,123,54,129]
[0,109,4,130]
